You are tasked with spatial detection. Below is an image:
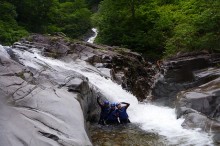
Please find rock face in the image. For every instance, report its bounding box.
[0,45,96,146]
[0,34,156,146]
[152,52,220,105]
[25,34,157,101]
[176,69,220,143]
[151,52,220,143]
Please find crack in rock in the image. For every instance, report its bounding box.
[21,113,69,138]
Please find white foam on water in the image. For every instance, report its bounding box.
[87,28,98,44]
[12,47,214,146]
[0,45,10,59]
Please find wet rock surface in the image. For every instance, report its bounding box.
[152,52,220,106]
[151,52,220,144]
[2,33,220,145]
[0,34,158,146]
[24,34,158,101]
[175,69,220,143]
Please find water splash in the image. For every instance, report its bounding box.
[87,28,98,44]
[10,46,214,146]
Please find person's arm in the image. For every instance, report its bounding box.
[121,102,130,109]
[97,96,103,107]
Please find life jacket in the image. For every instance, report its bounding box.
[117,107,128,120]
[107,109,118,121]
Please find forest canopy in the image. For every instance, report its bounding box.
[0,0,219,58]
[0,0,92,45]
[93,0,220,58]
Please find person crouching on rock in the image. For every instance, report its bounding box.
[106,103,120,125]
[97,96,110,125]
[116,102,130,124]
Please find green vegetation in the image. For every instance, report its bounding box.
[93,0,220,58]
[0,0,91,45]
[0,1,28,45]
[1,0,219,58]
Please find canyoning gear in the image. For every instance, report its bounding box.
[116,102,130,124]
[106,109,119,125]
[98,106,110,125]
[116,103,121,109]
[117,107,128,119]
[111,103,116,107]
[97,97,110,125]
[107,109,118,120]
[104,101,110,105]
[117,107,130,124]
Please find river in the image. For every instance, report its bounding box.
[10,44,214,145]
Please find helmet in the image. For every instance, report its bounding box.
[104,101,109,105]
[111,103,116,107]
[116,103,121,106]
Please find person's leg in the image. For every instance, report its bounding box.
[98,117,105,125]
[120,119,130,124]
[127,119,131,123]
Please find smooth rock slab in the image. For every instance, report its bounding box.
[0,45,93,146]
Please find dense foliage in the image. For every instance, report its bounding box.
[1,0,219,58]
[0,1,28,45]
[0,0,91,45]
[93,0,220,58]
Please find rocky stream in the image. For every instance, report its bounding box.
[1,33,220,146]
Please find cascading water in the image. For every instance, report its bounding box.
[87,28,98,44]
[8,45,214,146]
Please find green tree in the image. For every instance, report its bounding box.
[49,0,92,38]
[0,0,92,44]
[0,1,28,45]
[94,0,220,58]
[93,0,163,58]
[9,0,59,32]
[164,0,220,55]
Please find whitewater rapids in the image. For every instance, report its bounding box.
[6,45,213,146]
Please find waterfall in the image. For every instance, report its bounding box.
[87,28,98,44]
[10,46,213,146]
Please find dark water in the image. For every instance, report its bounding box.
[89,123,168,146]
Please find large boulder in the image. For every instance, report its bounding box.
[152,52,220,105]
[0,44,96,146]
[175,68,220,143]
[176,68,220,119]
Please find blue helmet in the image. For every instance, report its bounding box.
[104,101,109,105]
[111,103,116,107]
[116,103,120,106]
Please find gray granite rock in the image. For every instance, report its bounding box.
[0,45,94,146]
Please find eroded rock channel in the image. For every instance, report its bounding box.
[1,34,220,146]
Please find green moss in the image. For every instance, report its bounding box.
[15,71,25,80]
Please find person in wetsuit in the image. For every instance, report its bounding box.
[116,102,130,124]
[97,96,110,125]
[106,103,119,125]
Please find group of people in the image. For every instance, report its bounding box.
[97,96,130,125]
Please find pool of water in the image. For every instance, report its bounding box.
[89,123,168,146]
